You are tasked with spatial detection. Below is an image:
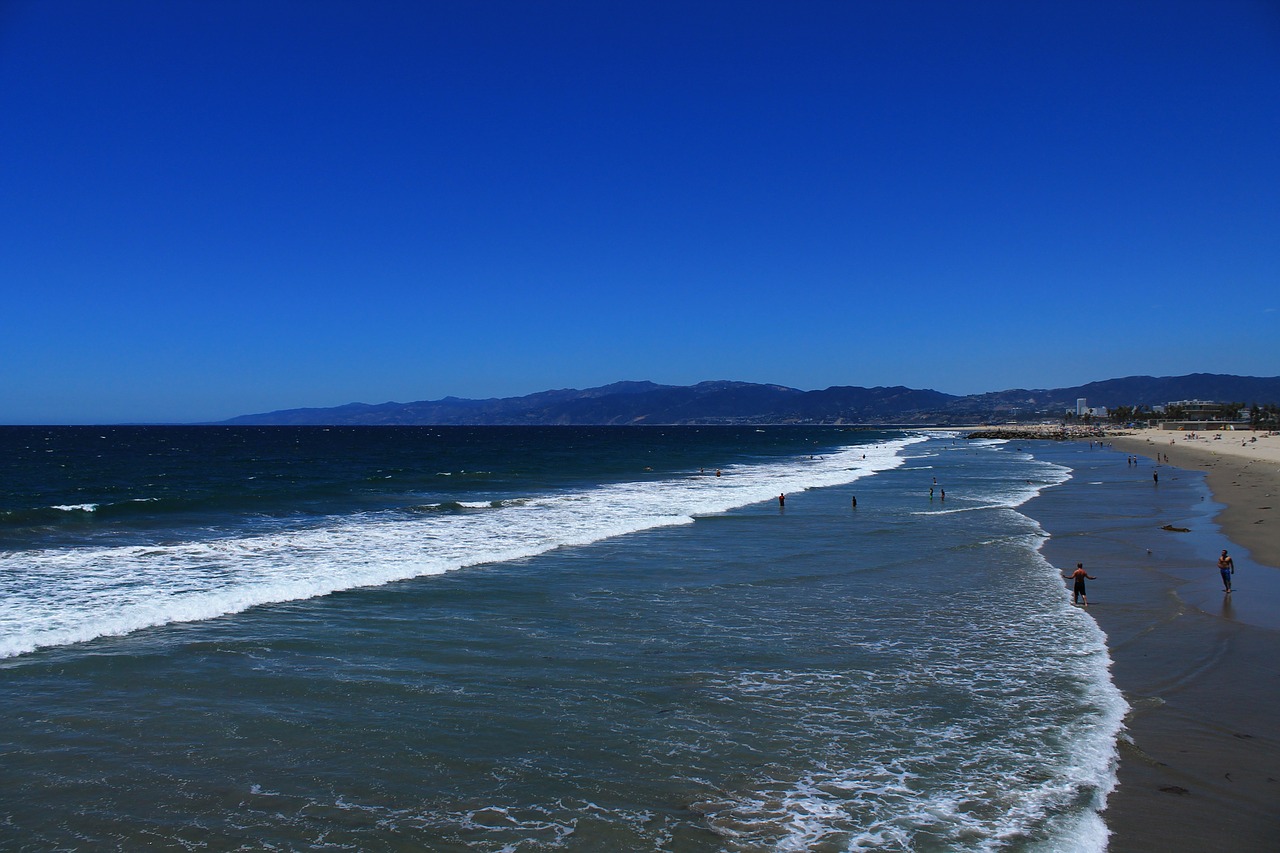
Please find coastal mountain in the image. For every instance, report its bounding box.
[216,374,1280,426]
[219,381,959,426]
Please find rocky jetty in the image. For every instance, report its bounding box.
[966,425,1115,441]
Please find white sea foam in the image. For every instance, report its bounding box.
[51,503,99,513]
[686,444,1123,853]
[0,436,923,659]
[699,634,1125,853]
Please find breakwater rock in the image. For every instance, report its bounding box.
[966,426,1111,441]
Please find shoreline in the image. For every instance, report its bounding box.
[1035,432,1280,850]
[1108,429,1279,570]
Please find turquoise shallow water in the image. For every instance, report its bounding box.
[0,427,1124,850]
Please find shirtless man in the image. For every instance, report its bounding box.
[1066,563,1096,607]
[1218,549,1235,593]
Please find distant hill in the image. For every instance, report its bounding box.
[947,374,1280,419]
[216,374,1280,426]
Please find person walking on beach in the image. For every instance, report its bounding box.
[1218,549,1235,593]
[1066,563,1096,607]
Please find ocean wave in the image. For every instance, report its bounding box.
[0,437,924,659]
[678,442,1122,853]
[689,516,1125,853]
[51,503,99,513]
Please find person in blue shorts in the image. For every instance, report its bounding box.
[1218,549,1235,592]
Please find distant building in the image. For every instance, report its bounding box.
[1076,398,1088,417]
[1159,399,1250,431]
[1168,400,1221,420]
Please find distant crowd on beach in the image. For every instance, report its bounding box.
[1175,430,1267,448]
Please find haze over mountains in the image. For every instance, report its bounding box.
[216,374,1280,426]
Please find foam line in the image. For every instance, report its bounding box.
[0,437,923,658]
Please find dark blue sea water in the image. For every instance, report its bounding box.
[0,427,1125,851]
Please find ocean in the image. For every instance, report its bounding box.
[0,426,1126,851]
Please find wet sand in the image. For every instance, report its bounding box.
[1112,429,1280,570]
[1083,431,1280,851]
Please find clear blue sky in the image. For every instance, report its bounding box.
[3,0,1277,424]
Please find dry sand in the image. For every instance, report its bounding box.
[1092,429,1280,851]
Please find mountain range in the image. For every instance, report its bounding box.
[215,374,1280,426]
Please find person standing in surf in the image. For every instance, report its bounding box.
[1066,563,1096,607]
[1218,549,1235,592]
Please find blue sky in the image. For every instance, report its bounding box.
[2,0,1277,423]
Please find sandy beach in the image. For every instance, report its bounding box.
[1080,430,1280,850]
